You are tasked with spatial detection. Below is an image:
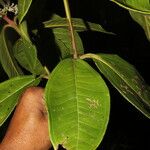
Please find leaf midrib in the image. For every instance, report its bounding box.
[72,59,80,149]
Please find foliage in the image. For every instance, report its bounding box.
[0,0,150,149]
[111,0,150,41]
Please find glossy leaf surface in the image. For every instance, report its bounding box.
[13,38,45,75]
[52,28,84,58]
[93,54,150,118]
[0,26,23,78]
[45,58,110,150]
[0,75,40,126]
[18,0,33,23]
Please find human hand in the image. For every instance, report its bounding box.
[0,87,51,150]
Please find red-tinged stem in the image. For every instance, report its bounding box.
[2,15,20,34]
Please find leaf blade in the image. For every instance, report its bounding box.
[111,0,150,14]
[0,26,23,78]
[18,0,33,24]
[18,21,31,42]
[129,12,150,41]
[44,18,114,34]
[111,0,150,41]
[45,58,110,149]
[52,28,84,59]
[0,75,40,126]
[13,38,45,75]
[93,54,150,118]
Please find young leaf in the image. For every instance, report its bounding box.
[0,75,40,126]
[18,0,33,24]
[13,38,45,75]
[92,53,150,118]
[52,28,84,58]
[44,18,114,34]
[45,58,110,150]
[0,26,23,78]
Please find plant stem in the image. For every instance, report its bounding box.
[63,0,78,59]
[2,15,21,34]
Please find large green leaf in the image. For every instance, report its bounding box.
[91,53,150,118]
[0,26,23,78]
[45,58,110,150]
[13,38,45,75]
[44,18,114,34]
[0,75,40,126]
[52,28,84,58]
[18,0,33,24]
[111,0,150,41]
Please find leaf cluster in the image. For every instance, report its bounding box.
[0,0,149,150]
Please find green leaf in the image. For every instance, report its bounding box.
[13,38,45,75]
[111,0,150,14]
[18,21,30,42]
[92,53,150,118]
[0,75,40,126]
[45,58,110,150]
[0,26,23,78]
[18,0,33,24]
[44,18,114,34]
[52,28,84,58]
[111,0,150,41]
[129,12,150,41]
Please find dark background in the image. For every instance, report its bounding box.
[0,0,150,149]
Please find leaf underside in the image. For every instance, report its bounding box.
[19,21,31,41]
[45,58,110,150]
[0,75,40,126]
[18,0,33,24]
[111,0,150,41]
[129,12,150,41]
[52,28,84,59]
[13,38,44,75]
[44,17,114,34]
[111,0,150,14]
[93,54,150,118]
